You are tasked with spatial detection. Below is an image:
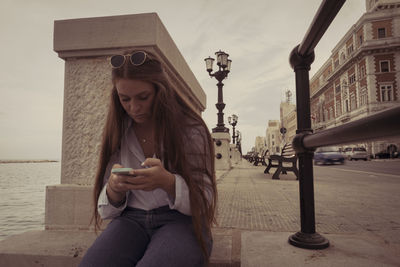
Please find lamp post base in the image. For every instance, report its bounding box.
[212,127,229,133]
[288,231,329,249]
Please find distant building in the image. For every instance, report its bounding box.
[265,120,281,155]
[254,136,267,155]
[309,0,400,157]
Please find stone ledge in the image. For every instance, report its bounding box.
[0,230,94,267]
[0,228,241,267]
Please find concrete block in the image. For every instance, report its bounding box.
[45,185,93,230]
[0,230,97,267]
[211,228,241,267]
[230,144,240,165]
[212,132,231,170]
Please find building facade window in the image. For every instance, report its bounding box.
[360,87,368,106]
[350,93,356,111]
[318,105,324,122]
[378,27,386,38]
[341,52,346,61]
[380,61,390,72]
[349,73,356,84]
[345,99,349,112]
[347,44,354,55]
[359,35,363,45]
[380,84,393,101]
[335,83,341,94]
[334,59,339,68]
[336,101,342,116]
[360,65,366,79]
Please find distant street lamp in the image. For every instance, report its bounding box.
[204,50,232,133]
[228,114,239,144]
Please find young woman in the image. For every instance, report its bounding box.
[79,51,217,267]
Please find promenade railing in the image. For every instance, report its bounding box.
[288,0,400,249]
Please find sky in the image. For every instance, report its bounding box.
[0,0,366,160]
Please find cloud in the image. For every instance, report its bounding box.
[0,0,366,158]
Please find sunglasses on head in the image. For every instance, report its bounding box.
[110,51,147,68]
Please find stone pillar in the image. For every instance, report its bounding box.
[212,132,231,170]
[46,13,207,231]
[230,144,240,165]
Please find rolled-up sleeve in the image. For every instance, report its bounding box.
[97,150,128,220]
[98,184,130,220]
[167,174,191,215]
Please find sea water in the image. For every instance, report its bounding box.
[0,162,60,241]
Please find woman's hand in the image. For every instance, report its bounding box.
[126,158,176,198]
[106,164,132,206]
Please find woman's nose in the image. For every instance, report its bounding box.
[129,100,141,113]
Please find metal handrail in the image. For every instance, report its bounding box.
[300,105,400,149]
[298,0,346,56]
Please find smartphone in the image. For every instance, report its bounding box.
[111,168,136,176]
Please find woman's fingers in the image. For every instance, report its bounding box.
[141,158,161,168]
[112,163,123,169]
[124,177,157,191]
[132,167,153,177]
[108,158,171,192]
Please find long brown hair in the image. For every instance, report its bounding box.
[92,51,217,260]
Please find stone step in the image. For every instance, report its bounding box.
[0,228,241,266]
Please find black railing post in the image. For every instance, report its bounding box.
[288,46,329,249]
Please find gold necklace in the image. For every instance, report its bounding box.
[139,136,153,144]
[133,125,153,144]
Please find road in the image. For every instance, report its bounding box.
[316,159,400,177]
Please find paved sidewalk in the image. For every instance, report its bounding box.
[213,160,400,267]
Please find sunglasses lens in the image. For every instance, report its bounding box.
[110,55,125,68]
[130,52,146,66]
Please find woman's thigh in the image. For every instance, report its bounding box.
[79,216,149,267]
[137,222,212,267]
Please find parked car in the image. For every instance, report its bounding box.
[314,146,345,165]
[343,147,353,159]
[348,147,368,161]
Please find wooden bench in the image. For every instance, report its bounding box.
[264,143,299,180]
[245,152,257,164]
[253,150,268,166]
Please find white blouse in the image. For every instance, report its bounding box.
[97,117,198,220]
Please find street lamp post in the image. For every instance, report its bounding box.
[228,114,238,144]
[204,50,232,133]
[236,130,242,155]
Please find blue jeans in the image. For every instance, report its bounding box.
[79,206,212,267]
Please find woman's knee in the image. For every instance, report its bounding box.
[137,222,211,267]
[79,217,149,267]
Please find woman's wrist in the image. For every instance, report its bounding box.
[106,183,126,207]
